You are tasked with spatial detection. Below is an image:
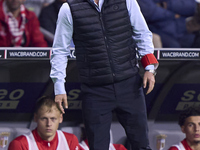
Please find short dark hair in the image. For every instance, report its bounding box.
[34,96,61,114]
[178,106,200,126]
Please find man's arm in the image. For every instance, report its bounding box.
[50,3,73,113]
[8,136,28,150]
[166,0,196,16]
[127,0,159,94]
[168,146,179,150]
[137,0,175,22]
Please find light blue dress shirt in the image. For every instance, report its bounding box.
[50,0,155,95]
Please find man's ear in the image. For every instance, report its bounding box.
[34,113,37,122]
[59,114,63,123]
[181,126,185,133]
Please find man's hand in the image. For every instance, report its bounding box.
[55,94,68,114]
[143,71,155,95]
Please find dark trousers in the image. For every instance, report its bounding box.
[81,73,151,150]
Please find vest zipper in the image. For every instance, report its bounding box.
[87,0,115,78]
[99,11,116,78]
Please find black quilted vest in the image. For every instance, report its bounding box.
[68,0,138,85]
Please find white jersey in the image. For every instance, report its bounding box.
[24,130,69,150]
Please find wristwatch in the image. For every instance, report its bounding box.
[146,69,157,76]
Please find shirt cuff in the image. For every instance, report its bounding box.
[145,65,154,70]
[54,81,66,95]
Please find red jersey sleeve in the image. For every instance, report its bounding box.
[63,132,81,150]
[113,144,127,150]
[8,135,28,150]
[168,146,179,150]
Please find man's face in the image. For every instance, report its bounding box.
[181,116,200,145]
[6,0,26,12]
[34,105,63,141]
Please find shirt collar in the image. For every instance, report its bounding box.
[33,128,58,145]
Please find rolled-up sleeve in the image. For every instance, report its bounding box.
[127,0,155,70]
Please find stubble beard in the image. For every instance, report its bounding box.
[194,140,200,144]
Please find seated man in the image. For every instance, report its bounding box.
[137,0,196,48]
[168,106,200,150]
[8,96,80,150]
[0,0,47,47]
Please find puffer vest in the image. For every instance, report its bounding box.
[68,0,138,85]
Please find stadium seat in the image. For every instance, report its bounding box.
[0,127,14,150]
[61,126,82,142]
[61,126,114,143]
[12,127,31,139]
[149,129,185,150]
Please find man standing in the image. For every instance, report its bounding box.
[50,0,159,149]
[8,96,80,150]
[168,106,200,150]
